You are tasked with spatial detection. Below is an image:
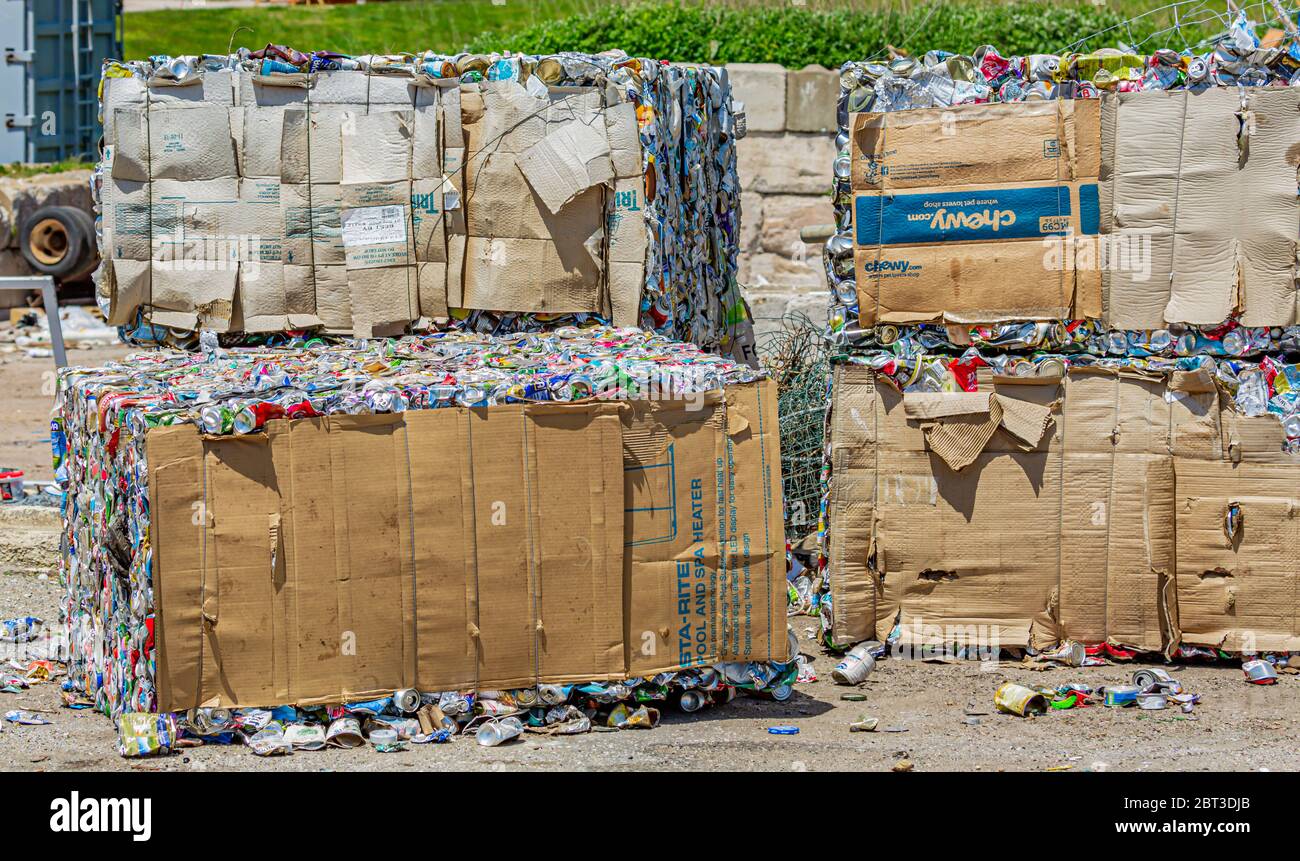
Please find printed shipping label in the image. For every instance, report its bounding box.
[856,184,1100,246]
[341,205,408,247]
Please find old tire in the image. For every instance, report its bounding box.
[19,205,98,280]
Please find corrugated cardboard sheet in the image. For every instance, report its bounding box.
[100,72,647,338]
[851,89,1300,327]
[851,99,1102,325]
[825,363,1300,654]
[1102,88,1300,329]
[147,382,784,711]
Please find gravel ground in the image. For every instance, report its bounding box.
[0,338,132,482]
[1,562,1298,772]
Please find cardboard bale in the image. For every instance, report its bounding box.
[823,362,1220,653]
[142,383,783,710]
[59,324,786,714]
[847,89,1300,331]
[95,57,741,351]
[824,359,1300,654]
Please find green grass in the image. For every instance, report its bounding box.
[122,0,595,58]
[119,0,1277,63]
[0,159,93,179]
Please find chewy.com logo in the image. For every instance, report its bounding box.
[862,258,914,274]
[908,207,1017,231]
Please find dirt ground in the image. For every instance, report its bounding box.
[0,338,132,482]
[0,556,1297,772]
[1,348,1298,772]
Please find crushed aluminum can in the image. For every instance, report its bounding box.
[344,696,391,717]
[246,726,293,756]
[532,705,590,735]
[1132,667,1182,694]
[849,715,879,732]
[283,723,326,750]
[537,684,570,705]
[1243,658,1278,684]
[185,707,234,737]
[476,716,524,747]
[677,689,708,713]
[607,703,660,729]
[117,712,178,757]
[1136,692,1168,710]
[1039,640,1086,667]
[1103,685,1141,707]
[392,688,421,714]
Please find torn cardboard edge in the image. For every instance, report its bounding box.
[903,391,1056,471]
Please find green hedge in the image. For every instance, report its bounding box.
[473,0,1227,67]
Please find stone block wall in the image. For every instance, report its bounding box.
[728,63,836,336]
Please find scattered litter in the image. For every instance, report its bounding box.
[994,683,1047,717]
[476,716,525,747]
[117,713,179,757]
[1243,659,1278,685]
[4,709,50,725]
[0,616,43,643]
[832,641,879,685]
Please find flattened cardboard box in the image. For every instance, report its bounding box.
[826,363,1300,654]
[851,90,1300,328]
[850,99,1102,326]
[1102,87,1300,329]
[826,363,1216,654]
[149,382,785,710]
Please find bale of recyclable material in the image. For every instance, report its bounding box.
[827,18,1300,354]
[94,49,748,354]
[56,327,789,716]
[816,352,1300,656]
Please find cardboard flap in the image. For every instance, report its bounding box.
[516,119,614,214]
[1169,367,1218,394]
[903,392,992,420]
[920,396,1004,472]
[993,394,1055,447]
[907,392,1053,470]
